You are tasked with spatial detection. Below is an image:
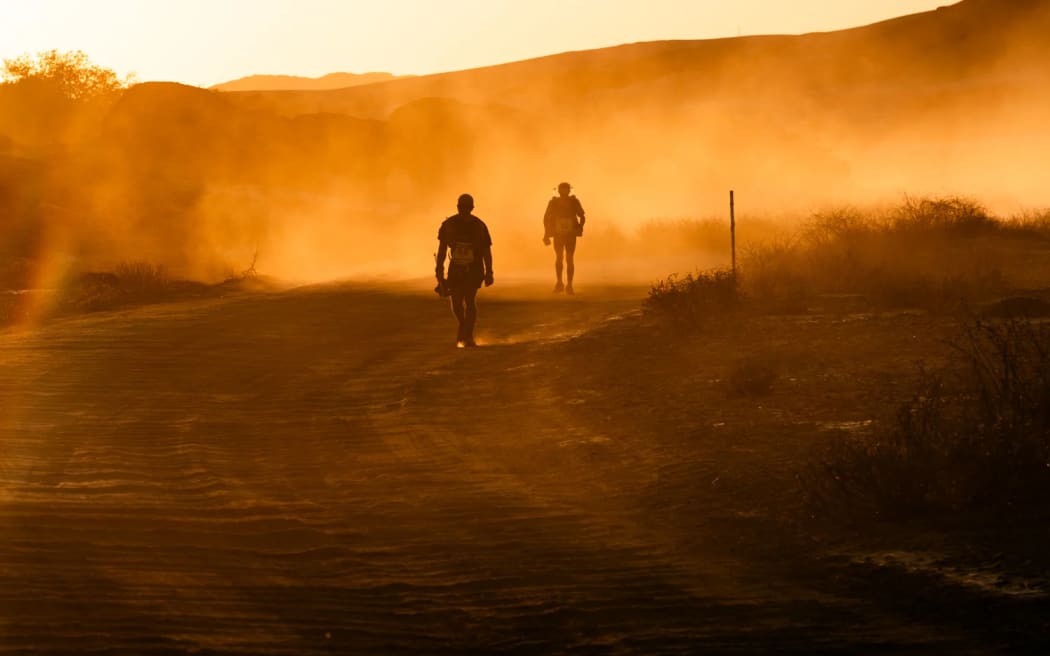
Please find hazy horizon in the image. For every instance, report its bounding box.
[3,0,1048,287]
[1,0,955,87]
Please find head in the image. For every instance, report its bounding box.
[557,182,571,197]
[457,193,474,214]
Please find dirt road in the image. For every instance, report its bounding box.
[0,283,1012,653]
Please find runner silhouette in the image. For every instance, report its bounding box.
[435,193,494,347]
[543,182,585,294]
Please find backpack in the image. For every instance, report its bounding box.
[549,196,579,235]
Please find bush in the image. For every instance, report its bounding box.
[58,262,171,313]
[1011,208,1050,235]
[807,319,1050,519]
[644,269,740,330]
[114,260,169,296]
[738,238,811,310]
[736,196,1031,312]
[892,196,997,237]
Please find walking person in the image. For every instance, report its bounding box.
[436,193,493,347]
[542,182,585,294]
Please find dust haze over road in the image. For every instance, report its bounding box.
[0,282,1008,654]
[5,0,1050,285]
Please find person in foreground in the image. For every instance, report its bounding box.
[543,181,586,294]
[436,193,494,347]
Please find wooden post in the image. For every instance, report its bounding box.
[730,190,736,277]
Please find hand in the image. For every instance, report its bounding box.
[542,236,551,246]
[576,225,584,237]
[434,278,449,297]
[484,272,494,287]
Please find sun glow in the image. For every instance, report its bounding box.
[1,1,954,87]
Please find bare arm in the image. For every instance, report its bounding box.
[435,239,448,279]
[482,224,494,285]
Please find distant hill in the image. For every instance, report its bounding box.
[211,72,403,92]
[201,0,1050,211]
[221,0,1050,121]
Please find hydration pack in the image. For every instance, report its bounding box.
[550,196,580,235]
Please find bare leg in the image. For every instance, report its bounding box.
[565,236,577,293]
[450,286,479,344]
[554,245,564,284]
[553,238,565,291]
[463,286,478,344]
[450,289,466,343]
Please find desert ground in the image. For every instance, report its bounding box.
[2,280,1048,654]
[4,0,1050,652]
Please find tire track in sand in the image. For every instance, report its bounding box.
[0,285,962,653]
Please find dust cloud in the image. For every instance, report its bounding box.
[2,0,1049,287]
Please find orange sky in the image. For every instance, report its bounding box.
[1,1,957,87]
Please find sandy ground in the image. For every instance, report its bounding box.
[1,281,1047,654]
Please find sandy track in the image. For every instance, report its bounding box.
[0,283,978,653]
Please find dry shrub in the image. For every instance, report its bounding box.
[59,272,123,312]
[738,237,811,310]
[891,196,999,237]
[114,261,169,295]
[739,196,1046,312]
[644,268,740,330]
[807,319,1050,519]
[59,261,172,312]
[1012,208,1050,235]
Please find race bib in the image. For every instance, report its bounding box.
[555,216,576,235]
[451,241,475,266]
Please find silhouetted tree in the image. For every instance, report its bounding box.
[0,50,134,146]
[2,50,134,101]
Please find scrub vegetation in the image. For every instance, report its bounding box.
[647,196,1050,324]
[807,319,1050,519]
